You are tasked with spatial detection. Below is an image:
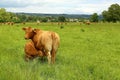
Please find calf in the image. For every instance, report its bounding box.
[24,41,45,61]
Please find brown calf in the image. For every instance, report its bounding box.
[24,41,45,61]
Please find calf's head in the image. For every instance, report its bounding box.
[22,27,35,40]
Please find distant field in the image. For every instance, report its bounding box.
[0,22,120,80]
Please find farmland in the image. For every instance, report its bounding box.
[0,22,120,80]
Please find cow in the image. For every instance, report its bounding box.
[7,22,14,25]
[85,21,91,25]
[24,41,46,61]
[22,27,60,64]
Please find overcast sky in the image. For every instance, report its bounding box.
[0,0,120,14]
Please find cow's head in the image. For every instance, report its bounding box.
[22,27,35,40]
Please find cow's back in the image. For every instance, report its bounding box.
[39,31,53,51]
[36,31,60,52]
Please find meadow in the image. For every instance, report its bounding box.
[0,22,120,80]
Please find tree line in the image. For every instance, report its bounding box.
[0,3,120,23]
[102,3,120,22]
[90,3,120,22]
[0,9,67,23]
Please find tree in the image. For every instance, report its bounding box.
[6,12,16,22]
[0,8,7,22]
[58,16,66,22]
[41,17,48,22]
[108,3,120,22]
[90,13,99,22]
[102,11,111,22]
[0,8,17,22]
[102,3,120,22]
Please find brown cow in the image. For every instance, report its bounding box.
[7,22,14,25]
[22,27,60,64]
[85,21,91,25]
[24,41,45,61]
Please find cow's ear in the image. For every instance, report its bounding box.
[22,27,26,30]
[33,29,37,33]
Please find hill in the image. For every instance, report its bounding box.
[16,13,92,19]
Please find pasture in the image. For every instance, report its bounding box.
[0,22,120,80]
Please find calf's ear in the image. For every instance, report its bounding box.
[28,27,32,29]
[22,27,26,30]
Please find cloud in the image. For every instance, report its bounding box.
[0,0,28,7]
[0,0,46,8]
[1,0,120,14]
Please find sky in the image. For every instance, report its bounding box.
[0,0,120,14]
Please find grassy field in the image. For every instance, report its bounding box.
[0,22,120,80]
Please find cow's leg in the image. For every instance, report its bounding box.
[46,51,51,64]
[51,49,56,64]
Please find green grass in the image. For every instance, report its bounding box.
[0,22,120,80]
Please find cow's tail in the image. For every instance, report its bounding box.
[51,32,60,53]
[51,32,60,63]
